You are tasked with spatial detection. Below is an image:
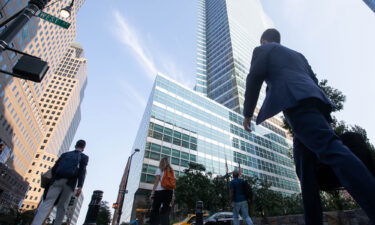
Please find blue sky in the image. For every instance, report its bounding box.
[73,0,375,224]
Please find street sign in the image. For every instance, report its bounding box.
[37,11,71,29]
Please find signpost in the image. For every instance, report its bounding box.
[37,11,71,29]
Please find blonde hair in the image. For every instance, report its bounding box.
[159,157,171,171]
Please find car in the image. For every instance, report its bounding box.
[202,212,243,225]
[173,213,209,225]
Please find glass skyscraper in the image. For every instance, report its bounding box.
[120,74,299,223]
[363,0,375,12]
[118,0,299,223]
[195,0,272,113]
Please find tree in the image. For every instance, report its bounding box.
[96,201,112,225]
[282,78,346,133]
[174,163,213,214]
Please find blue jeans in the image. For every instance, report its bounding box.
[233,201,253,225]
[284,100,375,225]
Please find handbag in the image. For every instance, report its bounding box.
[317,131,375,191]
[41,168,53,189]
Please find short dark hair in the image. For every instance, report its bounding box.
[260,28,281,44]
[75,140,86,149]
[233,170,240,178]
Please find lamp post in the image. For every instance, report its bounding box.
[60,0,75,18]
[112,149,140,225]
[0,0,50,54]
[0,0,75,82]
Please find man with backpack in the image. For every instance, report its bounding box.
[229,170,254,225]
[31,140,89,225]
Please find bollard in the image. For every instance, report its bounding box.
[195,201,204,225]
[83,190,104,225]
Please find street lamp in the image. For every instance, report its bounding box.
[60,0,75,18]
[112,148,140,225]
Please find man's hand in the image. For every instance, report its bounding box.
[243,117,252,132]
[75,187,82,197]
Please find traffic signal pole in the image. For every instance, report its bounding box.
[0,0,50,54]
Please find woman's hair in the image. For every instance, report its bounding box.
[159,157,171,171]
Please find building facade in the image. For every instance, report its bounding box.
[20,43,88,211]
[194,0,272,113]
[363,0,375,12]
[120,74,299,222]
[66,193,84,225]
[0,162,28,211]
[0,0,85,177]
[1,0,86,210]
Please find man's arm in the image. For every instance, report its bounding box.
[243,46,268,130]
[77,155,88,188]
[300,54,319,85]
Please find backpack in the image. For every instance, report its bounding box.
[161,168,176,190]
[55,151,81,179]
[242,180,253,200]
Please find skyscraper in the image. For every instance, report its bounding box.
[195,0,272,113]
[0,0,85,177]
[363,0,375,12]
[21,43,88,211]
[119,74,298,223]
[118,0,299,223]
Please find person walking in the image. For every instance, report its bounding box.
[150,157,176,225]
[242,28,375,225]
[31,140,89,225]
[229,170,254,225]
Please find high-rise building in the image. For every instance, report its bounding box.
[363,0,375,12]
[0,0,85,177]
[66,193,84,225]
[194,0,272,113]
[20,43,87,211]
[118,0,298,223]
[120,74,299,223]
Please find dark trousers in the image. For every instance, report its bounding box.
[284,99,375,225]
[150,190,173,225]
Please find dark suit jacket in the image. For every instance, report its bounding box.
[243,43,333,124]
[52,150,89,190]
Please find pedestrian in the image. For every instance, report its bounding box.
[149,157,176,225]
[242,28,375,225]
[31,140,89,225]
[229,170,254,225]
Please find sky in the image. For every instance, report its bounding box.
[73,0,375,224]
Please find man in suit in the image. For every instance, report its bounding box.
[31,140,89,225]
[242,29,375,225]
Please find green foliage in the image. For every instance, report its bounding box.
[96,201,112,225]
[321,190,358,211]
[175,163,304,217]
[282,78,346,134]
[319,79,346,112]
[0,208,36,225]
[175,163,213,213]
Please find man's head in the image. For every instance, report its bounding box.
[232,170,240,178]
[260,28,281,45]
[75,140,86,151]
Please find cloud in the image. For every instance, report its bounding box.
[112,10,192,87]
[117,79,147,110]
[113,10,157,80]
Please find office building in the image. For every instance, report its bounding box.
[20,43,87,211]
[120,74,299,222]
[363,0,375,12]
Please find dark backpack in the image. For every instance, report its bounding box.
[242,180,253,200]
[55,151,81,178]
